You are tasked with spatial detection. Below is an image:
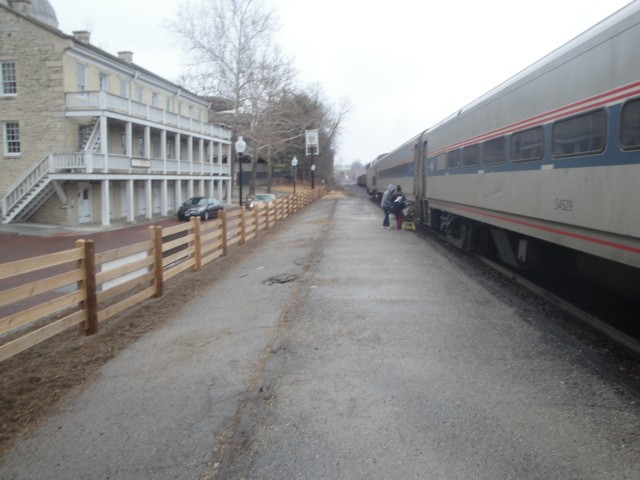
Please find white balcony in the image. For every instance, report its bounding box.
[65,91,232,141]
[50,153,230,176]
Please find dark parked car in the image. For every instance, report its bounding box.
[245,193,277,210]
[177,196,224,221]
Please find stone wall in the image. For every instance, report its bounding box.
[0,8,71,195]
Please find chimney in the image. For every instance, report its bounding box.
[118,51,134,63]
[9,0,31,15]
[73,30,91,44]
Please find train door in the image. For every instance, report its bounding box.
[414,134,428,224]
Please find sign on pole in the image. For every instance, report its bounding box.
[305,130,319,156]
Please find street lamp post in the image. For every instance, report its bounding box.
[311,163,316,189]
[235,136,246,208]
[291,156,298,195]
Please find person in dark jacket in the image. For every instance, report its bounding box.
[392,185,407,230]
[380,184,395,228]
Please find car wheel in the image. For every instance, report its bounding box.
[202,211,209,221]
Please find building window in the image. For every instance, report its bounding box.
[166,97,173,112]
[136,87,144,103]
[1,61,17,95]
[553,109,606,158]
[76,64,86,91]
[3,122,20,155]
[152,93,159,107]
[99,73,109,92]
[119,79,129,98]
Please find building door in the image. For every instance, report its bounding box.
[77,183,92,223]
[120,183,129,219]
[137,183,146,216]
[152,182,161,214]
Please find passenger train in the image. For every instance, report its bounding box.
[366,1,640,300]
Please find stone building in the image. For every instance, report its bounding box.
[0,0,232,227]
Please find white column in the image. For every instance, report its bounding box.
[161,179,168,216]
[199,138,204,175]
[161,130,167,173]
[101,179,111,226]
[145,126,151,159]
[126,122,133,174]
[175,133,181,174]
[189,135,194,174]
[209,140,214,174]
[100,116,108,172]
[126,179,135,222]
[188,179,194,199]
[146,179,152,220]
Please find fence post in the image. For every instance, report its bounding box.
[221,210,228,256]
[193,216,202,271]
[254,205,260,236]
[264,203,269,230]
[151,226,163,298]
[77,239,98,336]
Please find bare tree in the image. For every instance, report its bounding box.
[169,0,351,194]
[243,46,299,195]
[169,0,279,185]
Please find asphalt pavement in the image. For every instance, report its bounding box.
[1,189,639,479]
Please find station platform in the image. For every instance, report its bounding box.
[1,189,639,479]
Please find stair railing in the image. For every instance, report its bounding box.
[1,155,51,221]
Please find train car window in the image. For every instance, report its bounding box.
[552,109,606,158]
[462,144,480,167]
[621,98,640,150]
[511,126,543,161]
[446,149,461,169]
[436,154,446,171]
[483,137,505,164]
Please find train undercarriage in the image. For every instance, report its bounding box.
[426,207,640,302]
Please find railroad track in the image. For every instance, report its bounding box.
[476,255,640,357]
[415,226,640,397]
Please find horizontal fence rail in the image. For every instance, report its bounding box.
[0,188,325,362]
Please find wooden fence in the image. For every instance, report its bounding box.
[0,188,324,363]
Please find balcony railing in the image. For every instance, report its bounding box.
[65,91,232,140]
[50,153,230,176]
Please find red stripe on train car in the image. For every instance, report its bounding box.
[428,199,640,254]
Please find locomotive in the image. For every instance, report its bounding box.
[366,1,640,300]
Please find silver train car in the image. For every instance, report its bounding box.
[370,1,640,299]
[366,138,418,202]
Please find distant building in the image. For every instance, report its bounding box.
[0,0,232,227]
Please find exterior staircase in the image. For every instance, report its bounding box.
[1,155,56,224]
[1,120,100,224]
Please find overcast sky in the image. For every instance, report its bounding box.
[51,0,633,166]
